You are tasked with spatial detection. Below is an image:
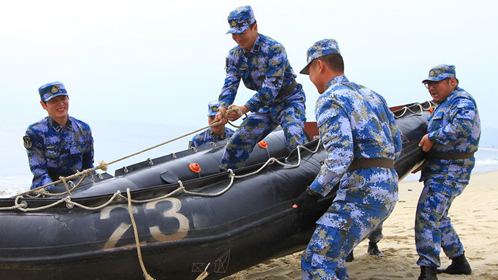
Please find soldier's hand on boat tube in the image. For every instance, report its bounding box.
[418,134,434,152]
[293,188,320,215]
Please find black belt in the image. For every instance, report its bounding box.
[426,152,474,160]
[347,158,395,172]
[275,80,297,99]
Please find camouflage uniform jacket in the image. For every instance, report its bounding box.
[420,87,481,191]
[219,33,305,114]
[309,75,402,201]
[188,127,235,148]
[24,116,94,189]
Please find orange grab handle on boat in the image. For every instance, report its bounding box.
[258,141,268,149]
[189,163,201,173]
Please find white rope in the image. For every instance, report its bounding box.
[234,142,321,179]
[3,138,321,212]
[118,187,186,204]
[181,170,236,197]
[393,101,435,118]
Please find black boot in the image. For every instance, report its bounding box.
[418,266,438,280]
[367,242,384,257]
[437,253,472,275]
[345,251,354,262]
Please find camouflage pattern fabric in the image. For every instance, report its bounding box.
[218,33,307,170]
[368,224,384,243]
[220,101,306,170]
[24,116,94,189]
[188,127,235,148]
[301,75,402,279]
[302,202,396,280]
[416,87,481,267]
[226,5,255,34]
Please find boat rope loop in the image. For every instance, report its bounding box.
[11,106,247,199]
[393,101,435,119]
[177,140,321,198]
[0,141,322,280]
[126,188,156,280]
[2,138,321,213]
[15,161,107,198]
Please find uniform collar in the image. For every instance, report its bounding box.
[325,75,349,91]
[209,128,227,138]
[48,116,73,132]
[436,87,459,106]
[242,34,261,55]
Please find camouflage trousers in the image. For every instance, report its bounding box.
[220,100,307,171]
[415,178,467,267]
[368,223,383,243]
[301,200,396,280]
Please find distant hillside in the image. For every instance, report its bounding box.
[480,127,498,148]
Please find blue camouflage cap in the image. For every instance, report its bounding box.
[207,101,220,117]
[226,6,256,34]
[300,39,341,75]
[422,64,457,83]
[39,81,68,102]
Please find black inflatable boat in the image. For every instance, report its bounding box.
[0,102,433,280]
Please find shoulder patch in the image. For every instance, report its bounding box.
[23,136,32,149]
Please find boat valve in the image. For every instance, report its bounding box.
[189,163,202,174]
[258,141,268,149]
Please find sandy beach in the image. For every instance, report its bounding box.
[222,170,498,280]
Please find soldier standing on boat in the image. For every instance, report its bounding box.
[293,38,402,280]
[213,5,308,171]
[415,65,480,280]
[23,81,94,190]
[188,101,235,148]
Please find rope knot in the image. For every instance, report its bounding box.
[14,196,28,210]
[99,160,109,172]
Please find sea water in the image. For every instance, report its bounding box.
[1,115,498,198]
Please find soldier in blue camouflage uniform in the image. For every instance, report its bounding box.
[188,101,235,148]
[24,81,94,190]
[416,65,480,280]
[213,6,308,171]
[293,39,402,280]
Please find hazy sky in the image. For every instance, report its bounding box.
[2,0,496,129]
